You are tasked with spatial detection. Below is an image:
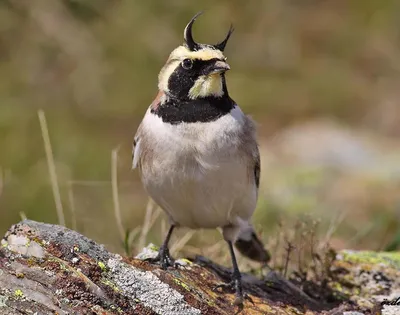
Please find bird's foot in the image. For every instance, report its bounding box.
[145,247,175,270]
[213,278,254,306]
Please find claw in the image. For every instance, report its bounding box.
[244,293,254,305]
[213,281,235,293]
[213,278,252,307]
[145,247,175,270]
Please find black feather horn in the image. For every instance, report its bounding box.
[214,24,234,51]
[184,12,203,51]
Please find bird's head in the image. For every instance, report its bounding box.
[158,12,233,101]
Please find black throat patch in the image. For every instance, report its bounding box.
[151,96,235,124]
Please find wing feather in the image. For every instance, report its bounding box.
[132,135,141,169]
[254,151,260,188]
[240,115,261,189]
[132,91,164,170]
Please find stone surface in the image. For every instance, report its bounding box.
[0,220,399,314]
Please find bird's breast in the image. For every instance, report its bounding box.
[138,107,256,228]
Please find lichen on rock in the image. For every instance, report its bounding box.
[0,220,399,314]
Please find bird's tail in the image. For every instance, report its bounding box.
[234,228,270,263]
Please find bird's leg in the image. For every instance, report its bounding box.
[228,240,244,305]
[214,241,252,306]
[146,224,175,270]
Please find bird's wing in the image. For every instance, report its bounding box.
[132,91,165,170]
[132,127,142,170]
[239,114,261,190]
[254,149,261,189]
[235,117,268,262]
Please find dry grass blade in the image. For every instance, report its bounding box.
[0,167,3,199]
[322,210,346,248]
[128,226,141,245]
[124,226,142,256]
[171,230,196,253]
[111,148,125,241]
[149,207,162,231]
[67,181,78,231]
[161,218,167,242]
[138,199,159,250]
[68,180,132,187]
[19,211,27,221]
[38,110,65,226]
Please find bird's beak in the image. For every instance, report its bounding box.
[208,60,230,75]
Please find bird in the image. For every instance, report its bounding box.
[132,12,270,305]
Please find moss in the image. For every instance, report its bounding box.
[340,250,400,269]
[329,276,358,297]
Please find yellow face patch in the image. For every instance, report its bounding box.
[188,74,223,99]
[169,46,225,62]
[158,45,226,98]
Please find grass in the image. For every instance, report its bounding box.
[111,147,124,241]
[38,109,65,227]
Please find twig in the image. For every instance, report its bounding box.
[283,240,294,278]
[38,109,65,226]
[111,148,125,241]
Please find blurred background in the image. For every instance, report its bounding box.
[1,0,400,267]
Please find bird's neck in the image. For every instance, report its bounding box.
[151,93,235,124]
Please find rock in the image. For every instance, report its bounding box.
[0,220,399,314]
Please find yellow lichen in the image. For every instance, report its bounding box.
[98,261,106,271]
[173,278,191,291]
[14,289,24,298]
[179,258,192,265]
[100,278,120,292]
[149,244,159,252]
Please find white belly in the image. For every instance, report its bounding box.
[143,158,256,229]
[139,108,257,229]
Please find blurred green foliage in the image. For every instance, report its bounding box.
[1,0,400,254]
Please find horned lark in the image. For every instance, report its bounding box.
[132,12,269,305]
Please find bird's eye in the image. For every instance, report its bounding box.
[181,58,193,70]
